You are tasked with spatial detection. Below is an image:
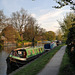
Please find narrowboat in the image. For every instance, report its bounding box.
[6,46,44,67]
[44,41,57,50]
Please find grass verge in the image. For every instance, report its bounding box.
[14,44,64,75]
[58,48,75,75]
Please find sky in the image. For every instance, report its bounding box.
[0,0,72,32]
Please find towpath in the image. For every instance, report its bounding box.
[37,45,66,75]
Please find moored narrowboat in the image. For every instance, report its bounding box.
[6,46,44,67]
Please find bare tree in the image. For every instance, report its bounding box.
[10,8,29,37]
[23,16,38,41]
[0,10,7,32]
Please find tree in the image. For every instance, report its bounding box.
[37,27,46,41]
[56,29,62,40]
[54,0,75,43]
[45,31,56,41]
[0,10,7,32]
[10,8,30,37]
[54,0,75,64]
[32,0,75,11]
[23,16,38,41]
[66,26,75,44]
[53,0,75,11]
[58,12,75,40]
[1,25,21,41]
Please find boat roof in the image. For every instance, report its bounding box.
[13,46,31,51]
[13,46,43,51]
[14,48,25,51]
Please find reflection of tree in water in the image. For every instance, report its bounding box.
[4,46,16,53]
[5,46,17,75]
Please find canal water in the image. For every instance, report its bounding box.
[0,46,16,75]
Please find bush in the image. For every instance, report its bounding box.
[66,26,75,64]
[66,27,75,45]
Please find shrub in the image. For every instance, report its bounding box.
[66,26,75,64]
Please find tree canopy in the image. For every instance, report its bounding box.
[53,0,75,11]
[45,31,56,41]
[1,25,21,41]
[1,9,56,42]
[58,12,75,40]
[56,29,62,40]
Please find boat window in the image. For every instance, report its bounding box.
[17,49,27,58]
[10,49,27,58]
[18,51,22,55]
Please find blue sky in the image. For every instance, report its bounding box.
[0,0,72,32]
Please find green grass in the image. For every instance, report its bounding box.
[58,49,75,75]
[14,45,64,75]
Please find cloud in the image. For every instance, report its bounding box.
[36,9,71,32]
[38,9,69,22]
[40,21,60,32]
[31,13,36,18]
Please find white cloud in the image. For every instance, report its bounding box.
[38,9,69,22]
[31,13,36,18]
[40,21,60,32]
[36,9,71,32]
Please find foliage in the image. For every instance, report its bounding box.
[8,8,46,42]
[0,9,48,44]
[66,26,75,65]
[56,29,62,40]
[53,0,75,11]
[10,8,29,34]
[0,10,7,32]
[58,12,75,40]
[54,0,75,66]
[23,26,46,41]
[66,26,75,44]
[0,9,56,44]
[9,8,39,40]
[1,25,21,41]
[45,31,56,41]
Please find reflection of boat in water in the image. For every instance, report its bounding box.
[6,46,44,68]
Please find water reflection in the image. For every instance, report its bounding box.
[0,46,16,75]
[4,46,16,53]
[0,50,8,75]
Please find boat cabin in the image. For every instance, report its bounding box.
[10,48,27,58]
